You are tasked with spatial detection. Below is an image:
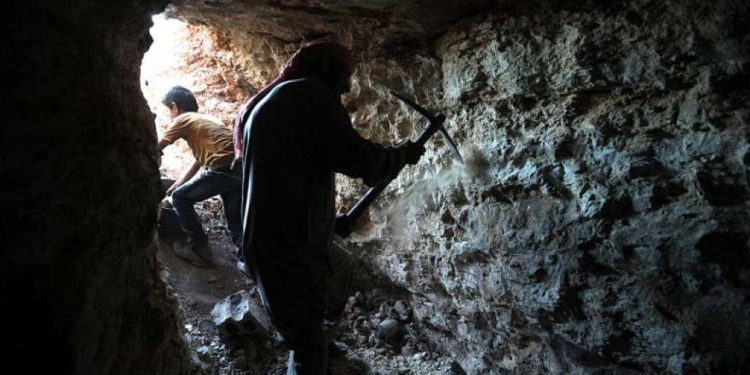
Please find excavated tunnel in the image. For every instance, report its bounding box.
[3,0,749,374]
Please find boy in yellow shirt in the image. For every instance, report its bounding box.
[158,86,241,267]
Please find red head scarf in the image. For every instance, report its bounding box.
[233,40,354,157]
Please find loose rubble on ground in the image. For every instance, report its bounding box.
[158,196,463,374]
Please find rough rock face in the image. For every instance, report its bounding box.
[3,1,194,373]
[356,1,749,374]
[174,0,749,373]
[211,290,271,339]
[167,0,496,45]
[4,0,748,374]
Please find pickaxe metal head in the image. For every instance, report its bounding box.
[390,91,464,163]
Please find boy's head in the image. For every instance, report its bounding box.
[162,86,198,118]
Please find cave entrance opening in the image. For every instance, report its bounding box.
[139,12,254,359]
[137,10,457,374]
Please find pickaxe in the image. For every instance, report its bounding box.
[334,91,463,238]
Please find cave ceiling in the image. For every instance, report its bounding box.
[166,0,499,47]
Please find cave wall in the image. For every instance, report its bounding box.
[169,0,749,373]
[3,1,194,374]
[4,0,747,373]
[354,1,750,374]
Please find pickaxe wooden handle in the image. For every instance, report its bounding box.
[334,91,462,238]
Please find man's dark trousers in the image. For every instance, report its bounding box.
[172,163,242,248]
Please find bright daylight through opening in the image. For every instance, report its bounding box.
[140,13,249,179]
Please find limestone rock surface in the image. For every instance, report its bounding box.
[211,289,272,339]
[4,0,749,374]
[353,1,749,374]
[167,0,749,373]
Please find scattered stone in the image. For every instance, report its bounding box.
[368,335,379,346]
[354,316,368,331]
[376,318,400,339]
[378,303,390,316]
[211,290,271,339]
[393,300,410,321]
[329,340,349,357]
[198,319,217,335]
[196,345,211,360]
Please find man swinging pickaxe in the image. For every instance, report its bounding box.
[335,91,464,237]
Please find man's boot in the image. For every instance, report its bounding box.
[171,239,213,268]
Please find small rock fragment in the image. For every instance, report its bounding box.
[211,290,271,340]
[330,340,349,355]
[376,318,400,339]
[393,300,410,321]
[368,335,379,346]
[198,319,217,335]
[196,345,211,360]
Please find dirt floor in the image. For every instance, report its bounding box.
[157,196,462,375]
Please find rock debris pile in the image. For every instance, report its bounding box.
[170,246,464,374]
